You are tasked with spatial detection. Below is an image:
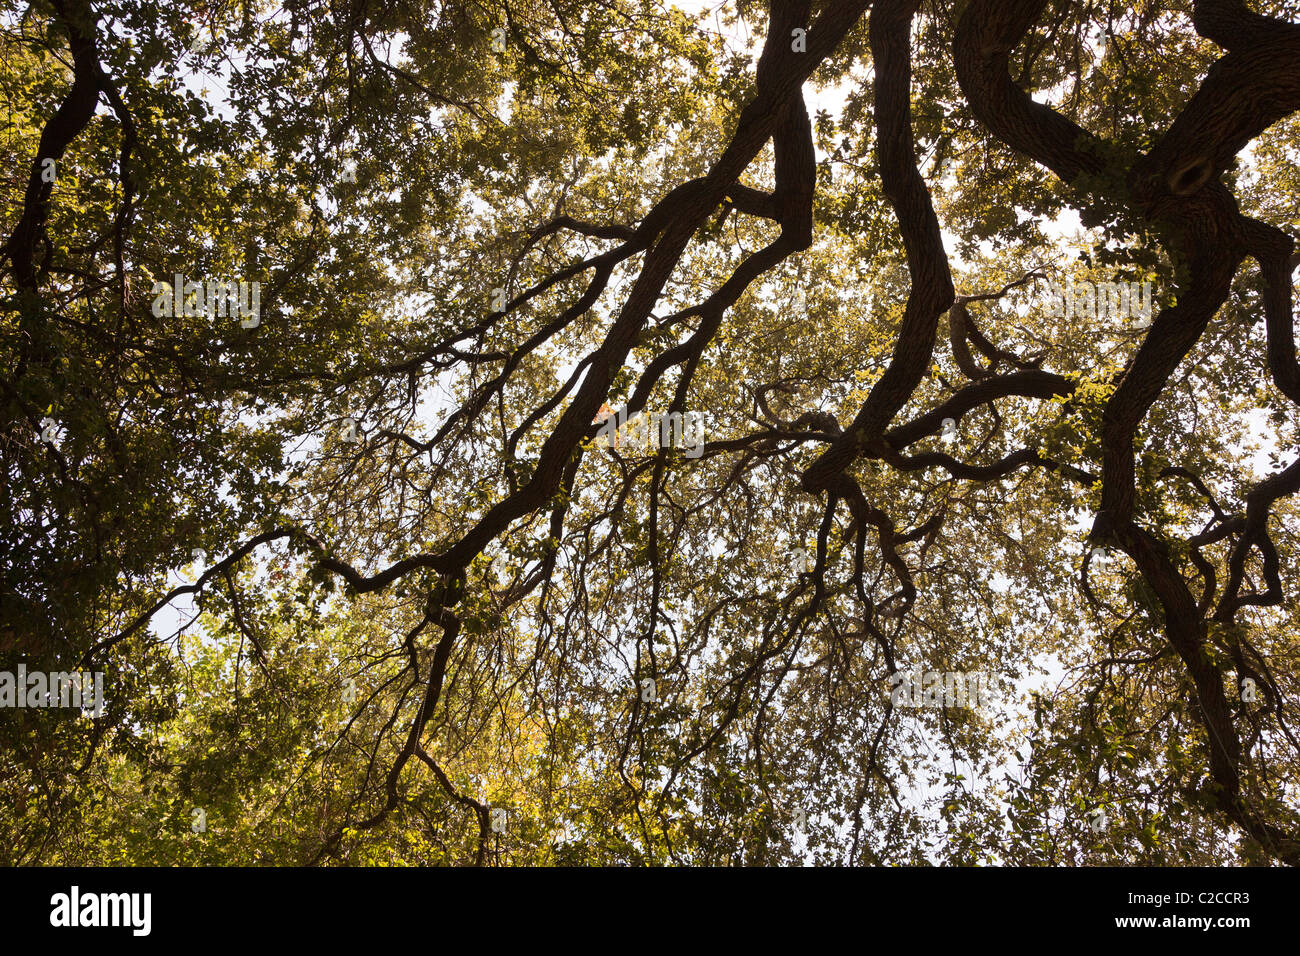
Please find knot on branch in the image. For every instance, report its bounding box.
[1168,157,1214,196]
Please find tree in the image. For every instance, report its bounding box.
[2,0,1298,866]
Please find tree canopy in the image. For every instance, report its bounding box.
[2,0,1299,865]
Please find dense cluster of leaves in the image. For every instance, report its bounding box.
[1,0,1298,865]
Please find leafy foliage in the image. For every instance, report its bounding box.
[2,0,1298,865]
